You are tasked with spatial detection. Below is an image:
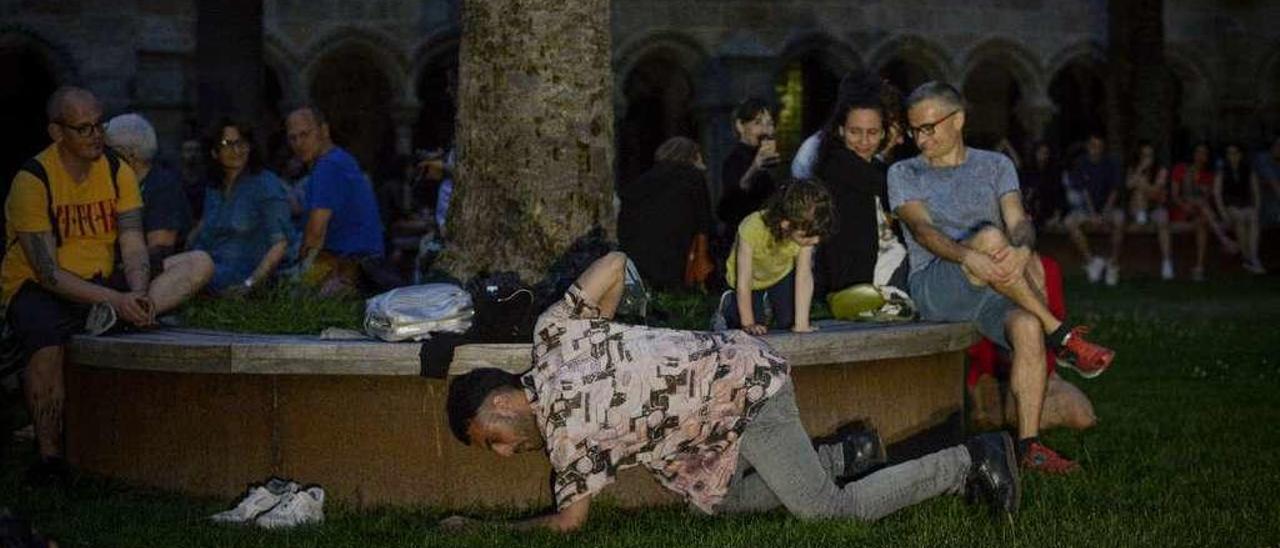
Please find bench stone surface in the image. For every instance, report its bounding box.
[68,319,977,375]
[63,320,976,509]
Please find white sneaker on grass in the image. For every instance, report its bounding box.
[210,478,299,524]
[1161,259,1175,281]
[1085,256,1106,283]
[1105,261,1120,286]
[255,486,325,529]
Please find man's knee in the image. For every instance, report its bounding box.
[967,225,1009,254]
[1004,310,1043,343]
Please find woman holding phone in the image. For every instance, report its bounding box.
[718,98,781,233]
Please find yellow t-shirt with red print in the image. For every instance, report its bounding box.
[2,144,142,303]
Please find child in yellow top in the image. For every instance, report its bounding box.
[718,180,834,334]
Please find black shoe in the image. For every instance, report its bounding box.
[813,422,887,484]
[23,457,73,489]
[963,432,1020,518]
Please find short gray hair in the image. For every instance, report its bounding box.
[905,81,966,112]
[105,113,159,162]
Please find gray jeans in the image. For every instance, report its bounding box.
[716,381,971,520]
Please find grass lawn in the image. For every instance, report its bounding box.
[1,273,1278,547]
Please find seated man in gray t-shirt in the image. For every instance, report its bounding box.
[888,82,1117,476]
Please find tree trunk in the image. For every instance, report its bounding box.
[1107,0,1170,158]
[440,0,615,282]
[196,0,264,127]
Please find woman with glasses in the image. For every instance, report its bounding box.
[188,118,295,296]
[812,73,908,304]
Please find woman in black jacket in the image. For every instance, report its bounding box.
[812,75,906,297]
[617,137,714,291]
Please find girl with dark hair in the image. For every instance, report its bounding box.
[1172,142,1237,280]
[1021,141,1066,226]
[188,118,296,295]
[717,98,780,231]
[811,74,907,302]
[715,179,833,334]
[617,137,715,290]
[1215,143,1265,273]
[1125,141,1175,279]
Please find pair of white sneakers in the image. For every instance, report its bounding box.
[210,478,325,529]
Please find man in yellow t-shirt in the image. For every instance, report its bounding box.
[2,87,212,485]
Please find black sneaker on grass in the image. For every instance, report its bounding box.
[963,432,1020,519]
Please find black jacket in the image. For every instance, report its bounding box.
[814,143,888,294]
[618,162,712,290]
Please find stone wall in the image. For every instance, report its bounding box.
[2,0,1278,175]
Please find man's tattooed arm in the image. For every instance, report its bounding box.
[118,208,151,292]
[16,231,60,287]
[1008,218,1037,249]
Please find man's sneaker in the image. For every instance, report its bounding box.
[211,478,300,524]
[1244,259,1267,275]
[709,290,732,331]
[1161,259,1175,281]
[1104,261,1119,286]
[1056,326,1114,379]
[1019,440,1080,475]
[255,486,325,529]
[813,422,887,484]
[963,432,1020,517]
[84,302,117,337]
[1084,256,1106,283]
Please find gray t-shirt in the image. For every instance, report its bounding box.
[888,148,1021,277]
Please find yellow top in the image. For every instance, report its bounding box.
[725,211,800,290]
[2,144,142,303]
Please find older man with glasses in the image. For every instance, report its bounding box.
[887,82,1116,475]
[2,87,212,486]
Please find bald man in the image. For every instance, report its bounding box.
[2,87,212,485]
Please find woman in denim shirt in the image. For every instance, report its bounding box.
[189,119,294,296]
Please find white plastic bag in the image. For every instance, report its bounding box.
[364,284,474,342]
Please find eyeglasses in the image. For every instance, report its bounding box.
[906,110,960,140]
[57,121,106,138]
[217,138,250,151]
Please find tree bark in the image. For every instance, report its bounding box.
[440,0,615,282]
[1107,0,1170,158]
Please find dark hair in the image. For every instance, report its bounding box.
[205,117,264,181]
[905,81,965,112]
[732,97,772,126]
[446,368,524,445]
[816,71,901,166]
[760,179,834,242]
[653,136,701,165]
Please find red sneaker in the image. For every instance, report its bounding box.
[1020,441,1080,475]
[1057,326,1115,379]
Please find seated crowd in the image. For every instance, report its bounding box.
[6,74,1276,530]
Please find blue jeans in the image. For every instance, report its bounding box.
[721,270,796,329]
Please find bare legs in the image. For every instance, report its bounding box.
[148,251,214,314]
[573,252,627,318]
[23,346,65,459]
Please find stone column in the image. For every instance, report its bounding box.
[195,0,264,126]
[438,0,614,282]
[392,101,420,156]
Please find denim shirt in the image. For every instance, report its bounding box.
[193,170,294,291]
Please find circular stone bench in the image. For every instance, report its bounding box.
[64,321,976,509]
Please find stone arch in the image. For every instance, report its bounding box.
[411,32,461,153]
[301,26,412,105]
[772,32,863,149]
[959,38,1045,150]
[1046,47,1108,153]
[616,44,704,186]
[0,27,74,185]
[1255,42,1280,136]
[1165,44,1217,156]
[869,34,956,92]
[613,30,709,107]
[304,31,406,178]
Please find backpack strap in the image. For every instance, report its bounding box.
[17,158,60,248]
[103,147,121,198]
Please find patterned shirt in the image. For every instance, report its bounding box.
[522,285,790,513]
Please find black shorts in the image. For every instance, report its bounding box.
[6,277,125,357]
